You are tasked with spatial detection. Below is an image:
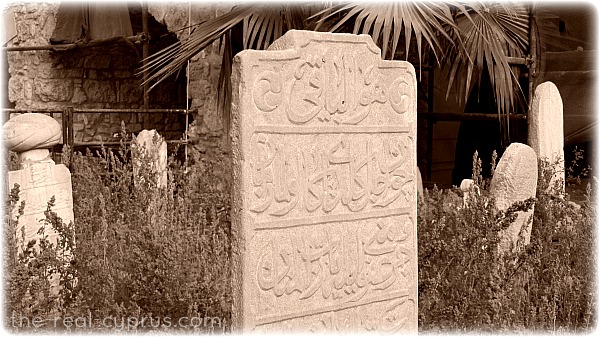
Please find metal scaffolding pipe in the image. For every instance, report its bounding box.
[507,56,529,65]
[3,108,196,114]
[73,139,188,147]
[528,6,538,109]
[2,34,146,52]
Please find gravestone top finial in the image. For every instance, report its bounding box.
[3,113,61,152]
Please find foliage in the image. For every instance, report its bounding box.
[566,145,591,185]
[4,133,232,333]
[4,135,595,333]
[4,186,77,331]
[138,1,579,146]
[443,3,528,115]
[310,1,458,62]
[418,152,596,332]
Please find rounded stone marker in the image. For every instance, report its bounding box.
[489,142,538,253]
[3,113,61,152]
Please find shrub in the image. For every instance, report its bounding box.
[4,136,594,333]
[4,130,232,333]
[418,152,596,333]
[4,186,77,332]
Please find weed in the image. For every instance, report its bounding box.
[418,151,596,333]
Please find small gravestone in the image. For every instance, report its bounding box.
[489,143,537,253]
[4,113,74,293]
[460,178,480,207]
[231,30,418,333]
[528,81,564,192]
[132,129,167,189]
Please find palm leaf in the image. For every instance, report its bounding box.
[444,2,529,119]
[138,4,307,147]
[137,5,256,90]
[139,4,310,90]
[138,2,573,150]
[309,1,458,63]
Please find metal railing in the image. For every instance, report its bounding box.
[3,108,195,159]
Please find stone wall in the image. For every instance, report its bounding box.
[5,2,188,143]
[148,2,232,156]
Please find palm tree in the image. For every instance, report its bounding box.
[137,1,568,146]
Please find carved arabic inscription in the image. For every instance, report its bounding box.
[256,215,414,301]
[250,133,414,217]
[232,31,417,333]
[253,51,412,125]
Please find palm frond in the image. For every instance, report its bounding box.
[137,5,255,91]
[444,2,529,119]
[309,1,458,63]
[137,1,572,151]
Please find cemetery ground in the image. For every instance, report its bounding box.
[3,137,596,333]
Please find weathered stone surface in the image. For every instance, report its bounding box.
[148,2,231,40]
[132,129,168,189]
[83,79,116,103]
[231,30,417,333]
[18,148,51,166]
[8,158,74,294]
[5,2,213,154]
[8,75,24,102]
[3,113,61,152]
[489,143,538,253]
[528,81,564,192]
[35,62,58,79]
[34,78,73,102]
[71,85,87,104]
[84,54,112,69]
[117,81,143,104]
[460,178,480,207]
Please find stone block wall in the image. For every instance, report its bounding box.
[5,2,188,144]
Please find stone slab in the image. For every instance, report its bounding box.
[489,143,537,253]
[231,30,417,333]
[460,178,480,207]
[528,81,564,192]
[132,129,168,188]
[8,159,74,259]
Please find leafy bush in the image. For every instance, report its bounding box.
[4,137,595,333]
[4,186,77,331]
[4,130,232,333]
[418,152,596,333]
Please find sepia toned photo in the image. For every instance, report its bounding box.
[1,0,597,334]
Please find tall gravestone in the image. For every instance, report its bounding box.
[489,143,537,253]
[4,113,74,293]
[528,81,564,192]
[230,30,418,333]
